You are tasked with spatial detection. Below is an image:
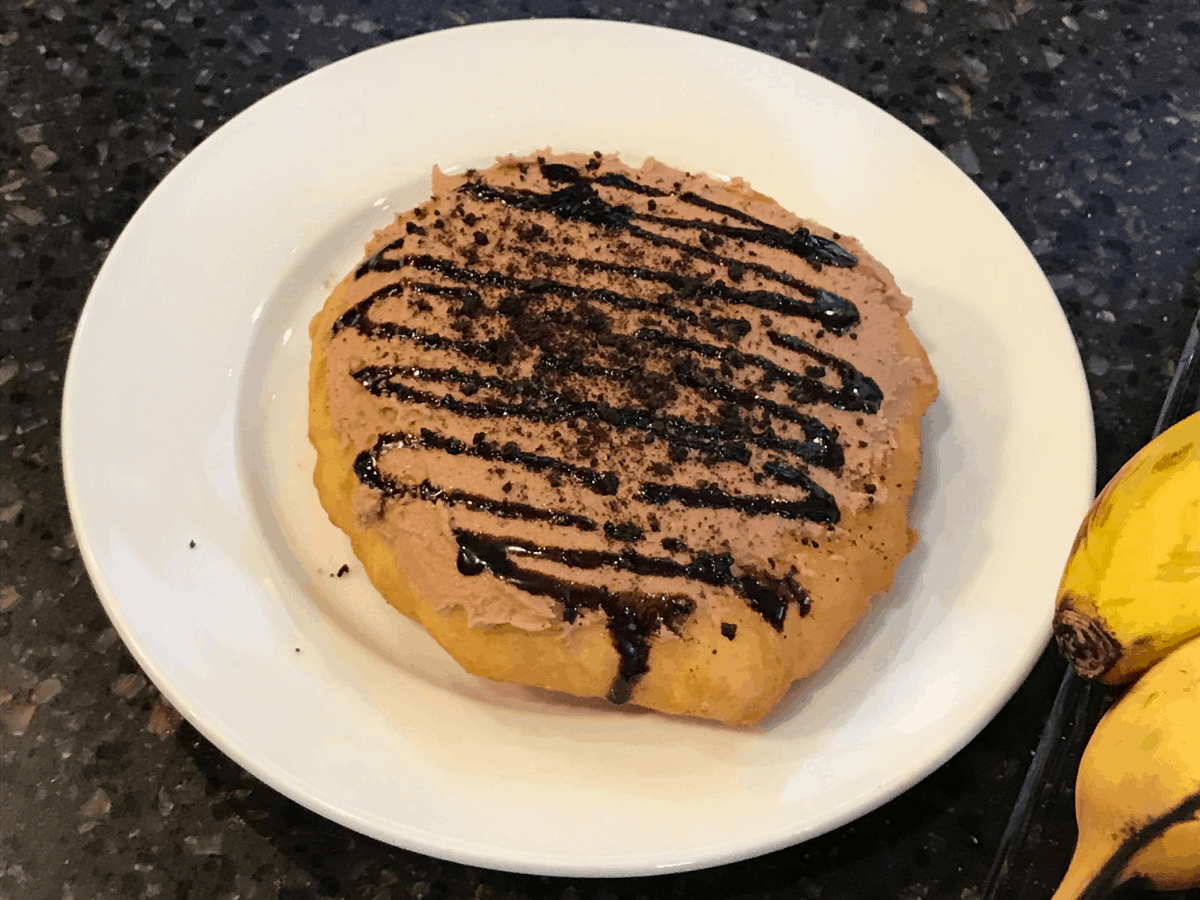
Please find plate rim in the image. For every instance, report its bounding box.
[61,17,1096,877]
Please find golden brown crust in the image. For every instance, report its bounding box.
[309,152,938,726]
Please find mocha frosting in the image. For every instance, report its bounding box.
[318,151,936,704]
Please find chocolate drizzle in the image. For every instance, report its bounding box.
[363,428,621,496]
[454,181,862,333]
[453,530,807,624]
[352,363,840,470]
[637,479,839,524]
[353,442,598,532]
[455,531,695,702]
[329,156,884,705]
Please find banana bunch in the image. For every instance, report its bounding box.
[1048,410,1200,899]
[1054,411,1200,684]
[1050,635,1200,900]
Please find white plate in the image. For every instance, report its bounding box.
[63,19,1094,877]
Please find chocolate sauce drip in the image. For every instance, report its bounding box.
[334,300,514,367]
[637,479,839,524]
[353,364,844,473]
[354,236,406,279]
[540,161,669,197]
[640,210,855,271]
[352,441,597,531]
[620,220,861,331]
[454,528,807,653]
[740,567,812,630]
[465,180,636,230]
[676,192,858,268]
[454,531,694,703]
[639,327,881,414]
[594,172,669,196]
[670,359,843,469]
[336,276,850,469]
[363,427,621,496]
[538,161,856,269]
[341,266,860,452]
[768,331,883,415]
[538,162,584,183]
[358,252,704,329]
[538,351,843,470]
[334,280,483,335]
[456,178,861,332]
[529,250,859,333]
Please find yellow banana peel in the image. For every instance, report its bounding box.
[1054,410,1200,684]
[1052,635,1200,900]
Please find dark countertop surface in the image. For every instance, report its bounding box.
[2,1,1198,899]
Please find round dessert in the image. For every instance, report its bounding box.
[309,151,939,726]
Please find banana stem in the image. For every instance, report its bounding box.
[1050,852,1106,900]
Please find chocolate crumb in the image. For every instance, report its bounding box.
[721,623,738,640]
[189,540,196,549]
[459,294,483,317]
[604,521,644,543]
[336,564,350,577]
[473,230,489,246]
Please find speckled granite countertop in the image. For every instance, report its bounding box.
[2,1,1198,899]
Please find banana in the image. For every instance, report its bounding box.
[1051,635,1200,900]
[1054,410,1200,684]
